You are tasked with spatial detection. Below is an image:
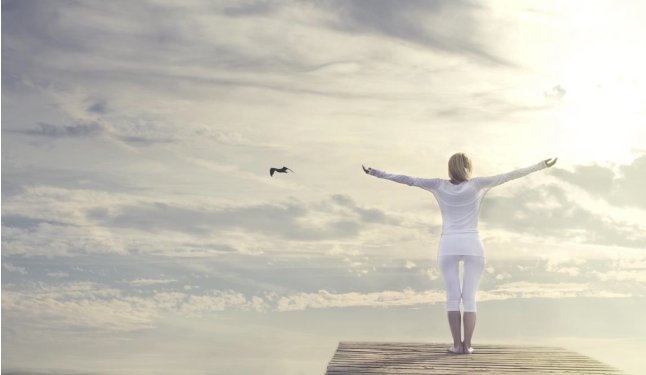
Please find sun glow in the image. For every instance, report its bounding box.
[541,1,646,165]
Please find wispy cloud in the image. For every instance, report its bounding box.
[592,269,646,283]
[47,271,70,278]
[1,281,269,335]
[479,165,646,248]
[550,155,646,210]
[315,0,515,67]
[3,263,27,274]
[125,278,178,286]
[544,85,566,100]
[170,152,302,189]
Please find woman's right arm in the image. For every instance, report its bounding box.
[473,160,549,190]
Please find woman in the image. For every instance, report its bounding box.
[362,153,557,354]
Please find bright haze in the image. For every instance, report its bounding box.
[2,1,645,374]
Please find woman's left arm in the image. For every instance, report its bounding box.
[367,167,440,192]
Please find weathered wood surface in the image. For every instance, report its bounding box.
[325,342,624,374]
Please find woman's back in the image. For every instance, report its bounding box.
[432,179,486,235]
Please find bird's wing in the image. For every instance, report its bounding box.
[270,168,276,176]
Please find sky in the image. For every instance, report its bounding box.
[2,0,646,374]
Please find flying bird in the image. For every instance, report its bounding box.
[270,166,294,177]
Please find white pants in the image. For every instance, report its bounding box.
[437,255,485,312]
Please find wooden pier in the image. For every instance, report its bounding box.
[325,342,624,374]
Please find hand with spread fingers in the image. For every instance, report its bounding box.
[544,157,558,168]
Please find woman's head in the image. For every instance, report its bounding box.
[448,153,472,183]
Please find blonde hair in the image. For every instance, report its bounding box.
[448,153,472,183]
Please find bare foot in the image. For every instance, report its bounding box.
[462,342,474,354]
[447,342,463,354]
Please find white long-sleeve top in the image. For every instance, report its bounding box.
[368,160,548,237]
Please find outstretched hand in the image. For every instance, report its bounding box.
[362,164,372,174]
[544,157,558,168]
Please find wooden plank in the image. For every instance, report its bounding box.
[325,342,625,375]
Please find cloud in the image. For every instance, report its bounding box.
[583,290,632,298]
[329,194,400,225]
[2,166,150,196]
[188,125,287,150]
[2,282,154,333]
[541,254,586,276]
[1,0,390,105]
[1,281,270,335]
[2,184,402,257]
[100,199,355,240]
[355,269,370,277]
[47,271,70,278]
[1,179,26,198]
[85,194,399,241]
[87,100,108,114]
[549,163,615,195]
[126,278,178,286]
[434,95,552,120]
[405,260,416,269]
[544,85,566,100]
[3,263,27,274]
[325,244,361,257]
[552,267,580,276]
[1,214,74,230]
[424,268,440,280]
[549,155,646,210]
[273,281,632,311]
[614,155,646,209]
[1,221,130,257]
[275,287,446,311]
[0,189,397,260]
[592,270,646,283]
[1,0,211,72]
[480,180,646,249]
[315,0,514,67]
[2,278,633,335]
[8,121,110,138]
[490,281,593,298]
[6,120,175,147]
[170,152,302,189]
[220,0,282,18]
